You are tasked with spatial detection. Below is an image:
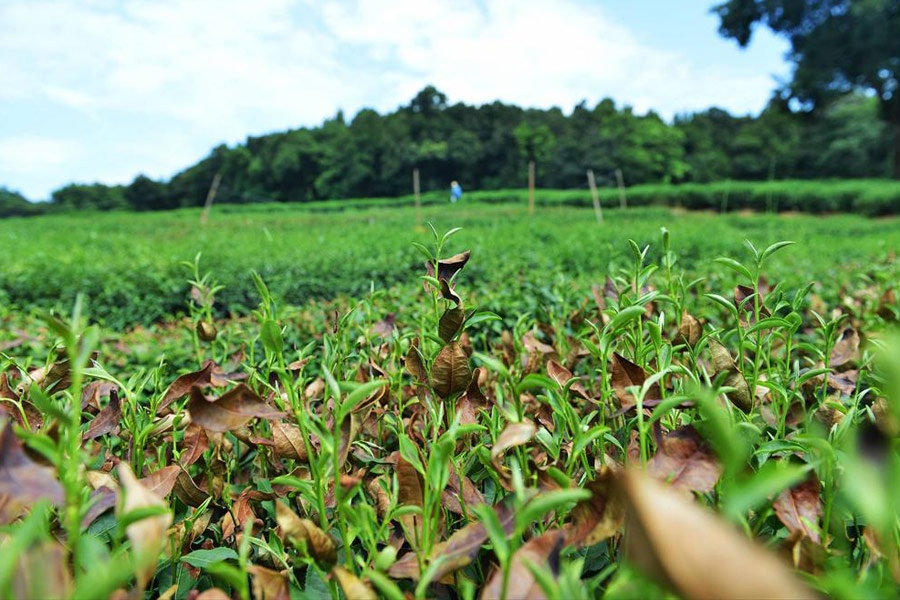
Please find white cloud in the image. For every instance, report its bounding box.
[0,0,787,199]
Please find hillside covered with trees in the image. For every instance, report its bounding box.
[6,86,891,214]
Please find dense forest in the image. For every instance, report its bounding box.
[2,86,892,215]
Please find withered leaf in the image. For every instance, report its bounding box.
[188,384,285,433]
[610,353,660,409]
[678,311,702,346]
[249,565,290,600]
[708,340,752,412]
[404,339,427,384]
[773,476,822,545]
[174,470,210,507]
[0,418,64,512]
[431,342,471,398]
[118,463,173,590]
[547,360,591,401]
[85,388,121,440]
[618,469,814,600]
[436,250,471,282]
[336,411,361,471]
[159,360,216,411]
[179,423,209,467]
[830,328,859,368]
[11,541,73,599]
[391,503,515,581]
[481,529,565,600]
[139,465,181,499]
[567,467,625,547]
[490,420,537,489]
[331,566,377,600]
[647,426,722,495]
[442,470,486,515]
[440,279,462,305]
[457,367,488,426]
[271,421,309,461]
[275,501,337,567]
[370,313,396,340]
[396,455,426,548]
[439,306,466,343]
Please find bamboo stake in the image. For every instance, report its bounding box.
[587,169,603,223]
[528,160,535,215]
[413,168,421,228]
[615,168,627,209]
[200,172,222,226]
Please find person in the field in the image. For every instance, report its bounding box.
[450,180,462,203]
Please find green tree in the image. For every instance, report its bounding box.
[124,175,169,211]
[51,183,127,211]
[713,0,900,177]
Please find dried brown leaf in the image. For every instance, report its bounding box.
[830,328,860,367]
[0,418,64,517]
[249,565,290,600]
[773,476,822,544]
[610,353,659,409]
[139,465,181,499]
[436,250,471,282]
[481,529,565,600]
[431,341,471,399]
[11,541,73,599]
[491,420,537,489]
[567,467,625,547]
[188,384,285,433]
[275,500,336,567]
[647,426,722,495]
[547,359,591,401]
[159,360,216,412]
[678,311,702,346]
[404,339,427,384]
[179,423,209,467]
[332,566,377,600]
[118,463,173,590]
[271,421,309,461]
[618,468,815,600]
[85,388,122,440]
[174,470,210,507]
[396,455,425,548]
[439,306,466,343]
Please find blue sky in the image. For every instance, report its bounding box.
[0,0,791,201]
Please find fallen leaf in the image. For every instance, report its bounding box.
[567,467,625,547]
[647,426,722,495]
[456,367,488,426]
[610,353,660,409]
[678,311,702,346]
[547,360,591,401]
[11,541,73,599]
[249,565,290,600]
[85,388,122,440]
[439,306,466,343]
[188,384,286,432]
[830,328,859,367]
[271,421,309,461]
[436,251,471,282]
[491,420,537,489]
[773,475,822,544]
[179,423,209,467]
[275,501,336,567]
[431,342,471,398]
[174,470,210,507]
[396,455,426,548]
[404,339,427,384]
[0,418,64,521]
[332,566,377,600]
[139,465,181,499]
[618,468,814,600]
[159,360,216,412]
[118,463,173,590]
[481,529,565,600]
[708,340,752,412]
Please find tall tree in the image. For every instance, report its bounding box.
[713,0,900,177]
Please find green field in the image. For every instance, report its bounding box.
[1,200,899,599]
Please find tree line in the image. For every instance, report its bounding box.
[3,85,888,214]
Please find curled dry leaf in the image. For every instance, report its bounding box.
[678,311,702,346]
[11,541,73,599]
[179,423,209,467]
[0,418,64,522]
[431,341,472,399]
[275,500,337,567]
[440,279,462,305]
[188,384,285,433]
[830,328,860,368]
[332,566,378,600]
[271,421,309,461]
[396,455,426,548]
[442,470,486,515]
[249,565,290,600]
[773,475,822,544]
[708,340,752,412]
[647,425,722,495]
[618,468,815,600]
[118,463,173,590]
[547,359,591,401]
[490,419,537,490]
[439,306,466,343]
[391,503,515,581]
[159,360,216,412]
[174,470,210,507]
[404,339,428,384]
[436,250,471,282]
[457,367,488,426]
[139,465,182,499]
[481,529,565,600]
[567,467,625,547]
[610,353,660,409]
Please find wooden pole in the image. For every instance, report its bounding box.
[528,160,535,215]
[200,172,222,226]
[587,169,603,223]
[615,168,627,209]
[413,168,421,228]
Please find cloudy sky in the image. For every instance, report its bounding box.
[0,0,790,201]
